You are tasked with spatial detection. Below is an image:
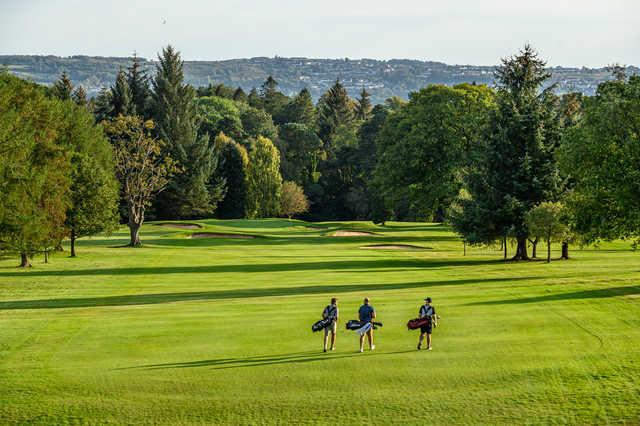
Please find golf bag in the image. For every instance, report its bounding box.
[346,320,362,330]
[407,317,430,330]
[312,318,332,332]
[346,320,384,331]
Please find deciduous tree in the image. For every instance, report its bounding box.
[246,136,283,218]
[280,181,309,219]
[103,116,176,246]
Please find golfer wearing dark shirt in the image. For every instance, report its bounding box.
[358,297,376,352]
[418,297,437,350]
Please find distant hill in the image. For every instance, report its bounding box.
[2,55,636,104]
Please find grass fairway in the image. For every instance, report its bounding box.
[1,220,639,424]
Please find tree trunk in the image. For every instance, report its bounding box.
[70,229,77,257]
[129,222,142,247]
[512,236,529,260]
[561,241,569,259]
[19,253,31,268]
[463,240,467,256]
[547,238,551,263]
[503,236,507,260]
[44,250,48,264]
[529,238,538,258]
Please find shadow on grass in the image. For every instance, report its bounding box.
[469,285,640,305]
[0,276,537,310]
[0,257,501,278]
[127,349,417,371]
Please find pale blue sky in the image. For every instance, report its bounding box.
[1,0,638,67]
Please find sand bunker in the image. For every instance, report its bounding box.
[330,230,378,237]
[191,233,255,239]
[158,223,202,229]
[360,244,429,250]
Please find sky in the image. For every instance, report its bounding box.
[1,0,639,67]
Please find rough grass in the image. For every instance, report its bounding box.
[0,219,639,424]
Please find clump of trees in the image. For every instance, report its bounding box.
[2,43,638,265]
[0,73,118,266]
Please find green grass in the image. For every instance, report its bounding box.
[1,219,639,424]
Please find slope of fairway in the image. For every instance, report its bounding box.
[0,220,639,424]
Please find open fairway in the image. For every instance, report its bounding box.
[1,220,639,424]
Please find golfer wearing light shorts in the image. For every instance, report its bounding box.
[358,297,376,352]
[322,297,339,352]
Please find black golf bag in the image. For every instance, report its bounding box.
[312,318,333,332]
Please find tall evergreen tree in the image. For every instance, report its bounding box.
[127,53,151,117]
[281,88,316,127]
[247,88,261,108]
[355,87,372,121]
[59,103,119,256]
[151,45,218,219]
[93,87,114,122]
[72,86,88,108]
[51,71,73,101]
[451,45,562,260]
[260,76,279,98]
[317,79,355,152]
[0,74,71,267]
[260,76,289,123]
[233,87,248,103]
[111,68,132,116]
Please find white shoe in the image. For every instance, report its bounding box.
[427,346,432,351]
[370,345,375,351]
[359,348,364,353]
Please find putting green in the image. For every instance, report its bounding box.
[0,220,638,424]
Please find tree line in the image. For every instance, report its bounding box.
[1,44,638,266]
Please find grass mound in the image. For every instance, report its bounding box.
[156,222,203,229]
[191,232,255,239]
[360,244,431,250]
[329,230,378,237]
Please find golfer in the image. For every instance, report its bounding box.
[358,297,376,352]
[418,297,437,350]
[322,298,339,352]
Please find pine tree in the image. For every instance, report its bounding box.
[233,87,248,103]
[111,68,132,116]
[247,88,261,108]
[72,86,88,108]
[281,88,316,127]
[127,53,151,117]
[51,71,73,101]
[0,74,72,266]
[317,79,355,152]
[59,103,119,256]
[151,45,218,219]
[452,45,562,260]
[355,87,372,121]
[260,76,289,122]
[260,76,279,98]
[93,87,114,122]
